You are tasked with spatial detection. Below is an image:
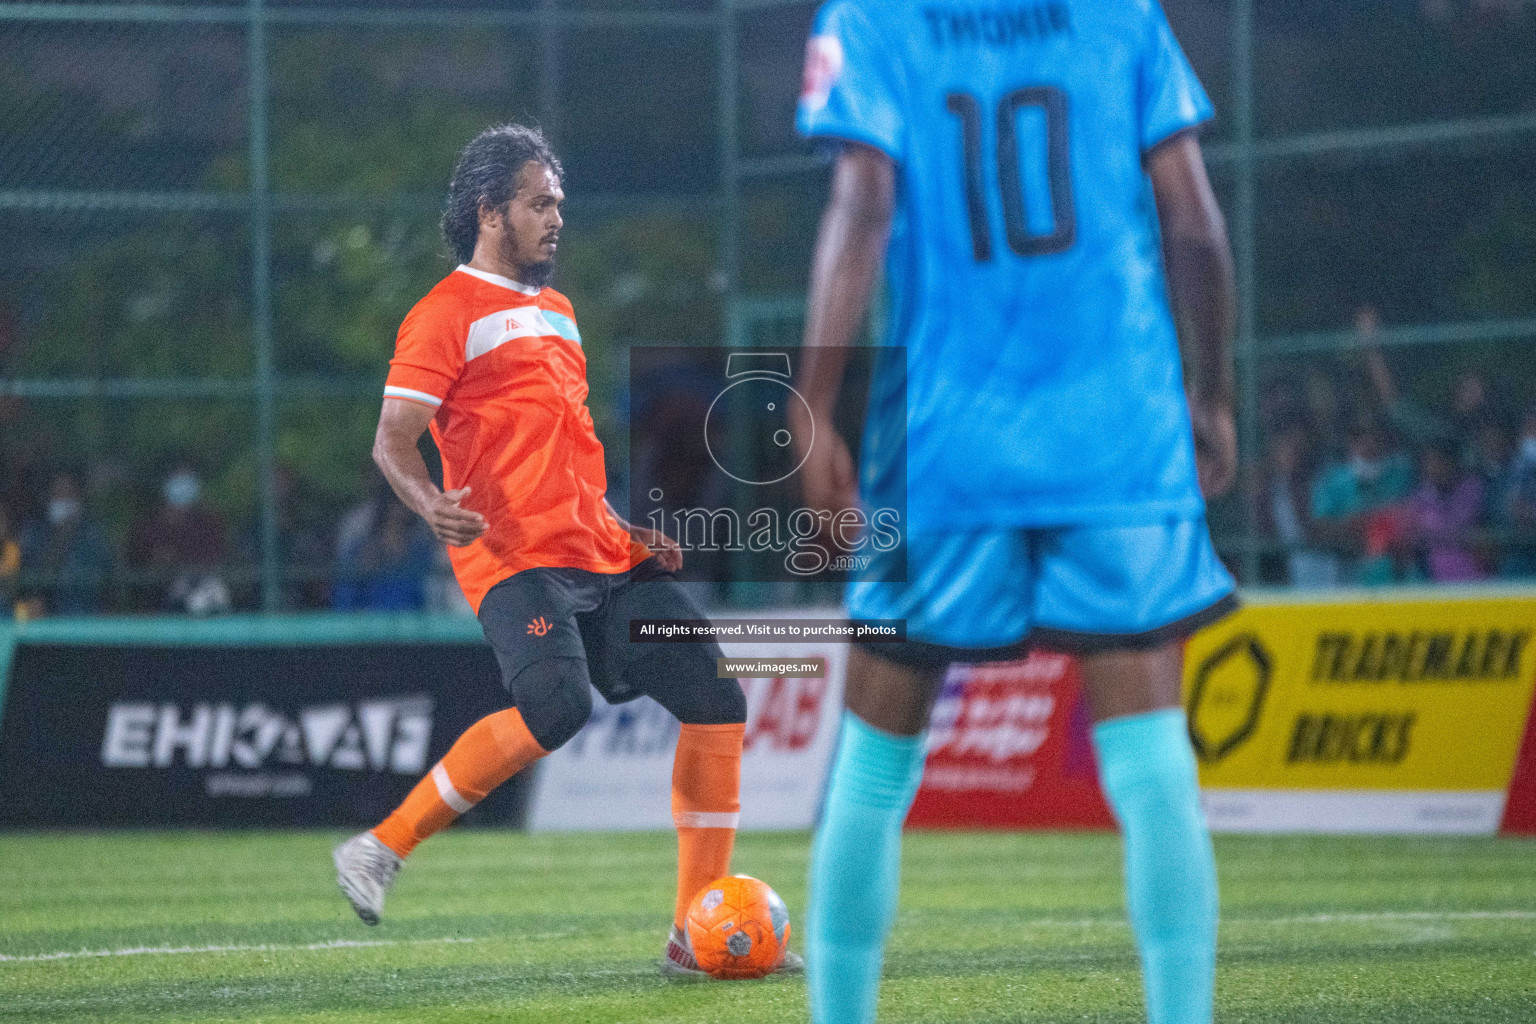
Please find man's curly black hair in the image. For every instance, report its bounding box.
[441,123,563,265]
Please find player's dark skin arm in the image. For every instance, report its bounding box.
[1069,135,1239,724]
[790,143,895,520]
[1072,136,1238,723]
[373,398,487,547]
[1148,131,1238,500]
[795,145,945,735]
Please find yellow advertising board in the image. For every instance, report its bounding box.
[1184,592,1536,796]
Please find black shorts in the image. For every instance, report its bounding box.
[477,558,743,722]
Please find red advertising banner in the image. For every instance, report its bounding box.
[906,652,1114,830]
[1499,694,1536,835]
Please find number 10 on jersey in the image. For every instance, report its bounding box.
[946,86,1076,262]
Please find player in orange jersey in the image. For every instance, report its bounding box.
[331,124,795,978]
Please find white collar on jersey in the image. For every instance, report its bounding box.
[455,263,543,296]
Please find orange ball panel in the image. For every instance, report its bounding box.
[684,875,791,980]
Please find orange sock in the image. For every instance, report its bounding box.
[671,722,745,929]
[372,708,547,858]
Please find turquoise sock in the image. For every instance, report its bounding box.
[807,713,927,1024]
[1093,709,1218,1024]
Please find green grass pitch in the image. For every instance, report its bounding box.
[1,829,1533,1023]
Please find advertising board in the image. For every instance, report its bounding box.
[907,652,1113,830]
[0,632,523,828]
[1187,594,1536,834]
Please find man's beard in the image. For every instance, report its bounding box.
[518,257,556,289]
[499,233,556,289]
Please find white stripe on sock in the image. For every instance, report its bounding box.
[673,810,739,829]
[431,763,475,814]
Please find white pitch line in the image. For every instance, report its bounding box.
[1007,909,1536,929]
[2,910,1533,965]
[1264,909,1536,926]
[1010,909,1536,928]
[0,935,481,964]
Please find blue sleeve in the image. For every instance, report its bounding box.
[1137,0,1214,151]
[795,1,905,162]
[1310,467,1342,520]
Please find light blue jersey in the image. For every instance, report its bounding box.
[797,0,1214,530]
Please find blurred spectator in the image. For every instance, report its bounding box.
[1310,417,1415,586]
[1300,364,1347,461]
[1254,422,1338,586]
[1465,418,1514,574]
[130,461,231,615]
[333,500,435,611]
[335,471,394,564]
[1405,441,1488,582]
[1359,306,1490,464]
[1503,407,1536,577]
[335,469,469,614]
[18,471,113,616]
[0,501,20,618]
[631,357,737,590]
[276,467,334,610]
[425,543,472,614]
[1468,418,1513,524]
[234,466,333,610]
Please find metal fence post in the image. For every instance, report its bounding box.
[717,0,760,605]
[718,0,741,351]
[539,0,561,143]
[249,0,279,610]
[1233,0,1259,585]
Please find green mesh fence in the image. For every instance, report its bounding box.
[1,1,1534,614]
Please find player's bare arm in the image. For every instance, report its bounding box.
[796,142,943,739]
[1148,131,1237,499]
[605,500,683,573]
[372,398,486,547]
[792,143,896,519]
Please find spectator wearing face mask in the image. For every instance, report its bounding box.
[1503,407,1536,577]
[129,461,231,614]
[1310,416,1415,586]
[18,471,114,616]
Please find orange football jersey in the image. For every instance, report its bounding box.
[384,265,646,612]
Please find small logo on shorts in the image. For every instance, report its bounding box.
[527,616,551,636]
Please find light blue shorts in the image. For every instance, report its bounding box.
[847,517,1236,664]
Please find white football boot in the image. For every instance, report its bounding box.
[333,831,402,926]
[659,924,804,979]
[660,924,711,980]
